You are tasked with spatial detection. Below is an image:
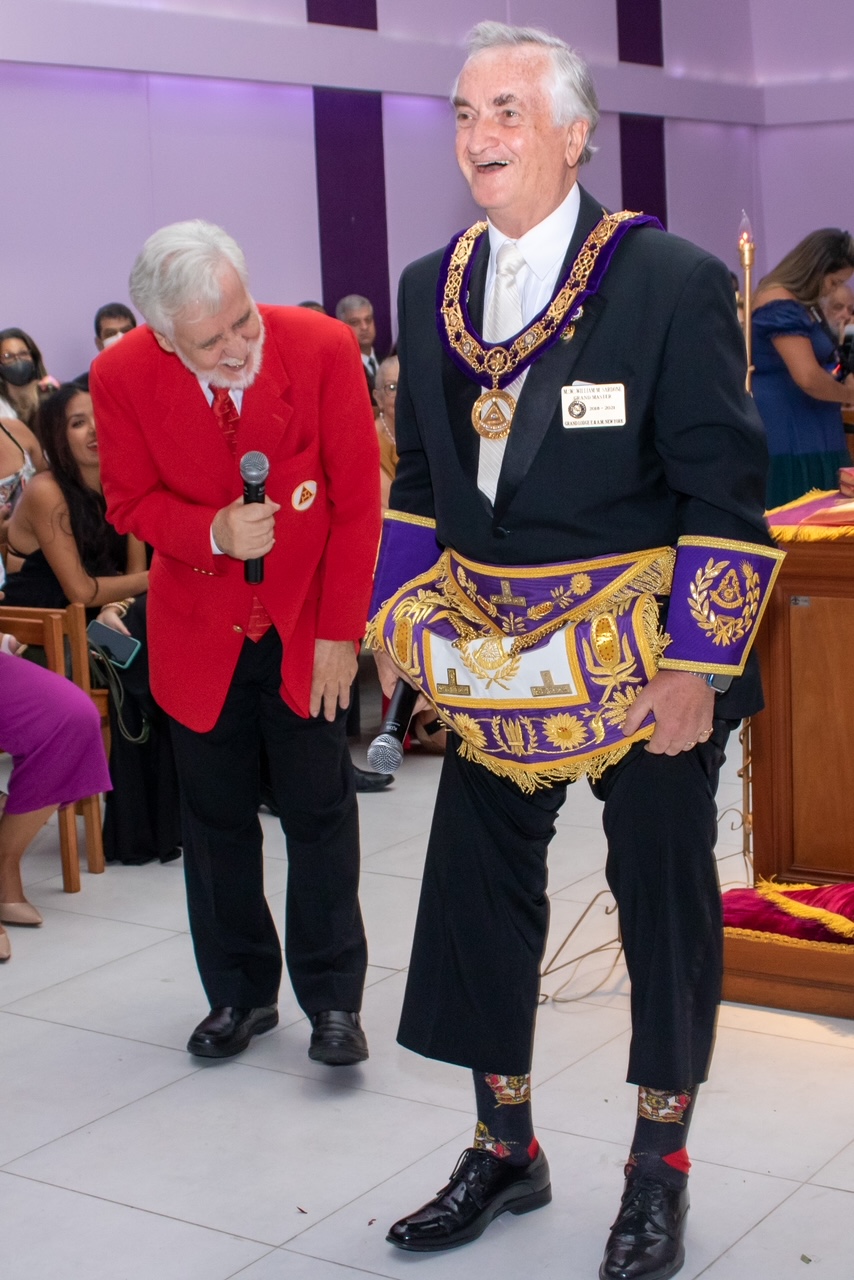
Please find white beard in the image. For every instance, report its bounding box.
[176,311,266,390]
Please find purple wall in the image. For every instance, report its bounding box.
[0,61,322,380]
[1,2,853,374]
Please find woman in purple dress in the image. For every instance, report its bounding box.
[0,645,111,960]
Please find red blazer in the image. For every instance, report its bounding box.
[91,306,380,732]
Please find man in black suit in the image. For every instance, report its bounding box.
[371,21,782,1280]
[336,294,380,392]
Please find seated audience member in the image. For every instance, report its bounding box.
[74,303,137,391]
[374,355,399,511]
[4,383,181,865]
[336,294,380,391]
[0,328,59,427]
[0,641,111,960]
[0,410,46,518]
[821,281,854,341]
[751,229,854,506]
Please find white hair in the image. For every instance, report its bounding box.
[454,21,599,165]
[335,294,373,320]
[129,220,250,336]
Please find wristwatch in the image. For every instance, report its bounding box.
[685,670,733,694]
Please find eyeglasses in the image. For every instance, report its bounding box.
[0,349,30,363]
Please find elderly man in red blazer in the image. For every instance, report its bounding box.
[91,220,381,1065]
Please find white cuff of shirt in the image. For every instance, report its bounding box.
[211,524,225,555]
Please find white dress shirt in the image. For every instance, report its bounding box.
[477,183,581,503]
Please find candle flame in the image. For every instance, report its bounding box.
[738,210,753,246]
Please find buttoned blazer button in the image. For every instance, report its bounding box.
[233,625,243,633]
[495,526,510,538]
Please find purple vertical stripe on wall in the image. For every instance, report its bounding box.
[313,87,391,357]
[616,0,663,67]
[306,0,377,30]
[619,114,668,229]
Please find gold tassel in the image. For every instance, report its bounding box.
[756,880,854,940]
[724,926,854,954]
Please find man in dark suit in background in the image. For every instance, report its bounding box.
[336,294,381,392]
[371,22,782,1279]
[92,220,380,1069]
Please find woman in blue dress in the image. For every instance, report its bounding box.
[751,228,854,508]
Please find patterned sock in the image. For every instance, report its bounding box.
[627,1086,697,1189]
[472,1072,537,1167]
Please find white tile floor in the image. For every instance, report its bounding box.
[2,684,853,1279]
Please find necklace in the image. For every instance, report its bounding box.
[437,209,659,438]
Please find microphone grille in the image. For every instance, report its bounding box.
[366,734,404,775]
[239,451,270,484]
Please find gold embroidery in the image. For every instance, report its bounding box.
[440,212,643,437]
[543,714,588,750]
[458,637,521,690]
[491,715,538,757]
[436,668,472,696]
[530,670,575,697]
[451,712,487,749]
[710,567,744,609]
[490,579,527,607]
[688,558,760,647]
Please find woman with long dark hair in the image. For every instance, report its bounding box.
[4,383,148,608]
[4,384,181,866]
[752,228,854,507]
[0,328,59,428]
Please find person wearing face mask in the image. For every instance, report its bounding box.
[0,328,59,427]
[73,303,138,392]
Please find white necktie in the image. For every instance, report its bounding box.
[478,241,528,503]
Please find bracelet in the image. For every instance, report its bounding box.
[106,597,135,620]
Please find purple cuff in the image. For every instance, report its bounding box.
[659,536,785,675]
[369,511,442,618]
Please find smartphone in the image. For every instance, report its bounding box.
[87,619,141,668]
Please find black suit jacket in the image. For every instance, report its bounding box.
[389,185,772,718]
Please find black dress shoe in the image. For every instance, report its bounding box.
[387,1146,551,1252]
[353,766,392,792]
[187,1005,278,1059]
[308,1010,369,1065]
[599,1174,689,1280]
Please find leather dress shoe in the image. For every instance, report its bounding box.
[599,1174,689,1280]
[353,766,392,792]
[308,1010,369,1065]
[0,900,43,926]
[387,1146,551,1252]
[187,1005,278,1059]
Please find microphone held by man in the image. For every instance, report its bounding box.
[239,450,270,584]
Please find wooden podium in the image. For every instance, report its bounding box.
[723,529,854,1017]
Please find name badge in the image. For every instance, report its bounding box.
[561,382,626,429]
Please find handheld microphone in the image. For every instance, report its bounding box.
[240,451,270,585]
[366,680,419,774]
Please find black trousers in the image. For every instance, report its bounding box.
[398,720,734,1091]
[169,628,367,1014]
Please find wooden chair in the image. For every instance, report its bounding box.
[0,604,106,893]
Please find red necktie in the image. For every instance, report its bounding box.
[211,386,240,451]
[209,386,271,642]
